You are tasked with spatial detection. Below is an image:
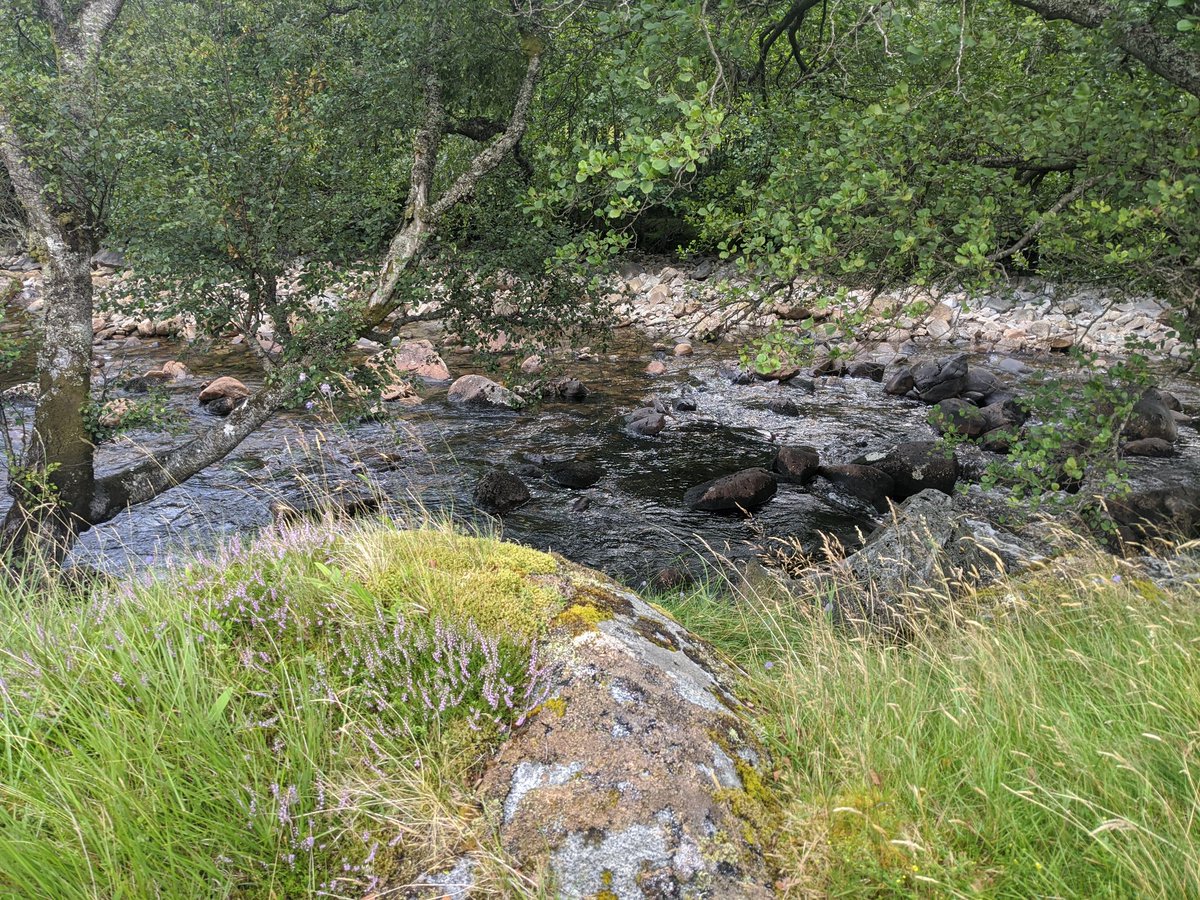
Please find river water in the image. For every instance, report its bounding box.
[2,314,1198,584]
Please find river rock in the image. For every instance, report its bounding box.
[929,398,986,438]
[645,360,667,376]
[853,441,957,500]
[979,427,1018,453]
[674,342,693,356]
[382,339,452,381]
[772,445,820,483]
[205,396,238,417]
[766,397,799,417]
[1100,483,1200,549]
[817,464,894,512]
[447,374,525,409]
[962,368,1001,397]
[625,407,667,436]
[684,467,777,512]
[198,376,250,405]
[473,468,531,513]
[913,353,969,403]
[546,377,589,402]
[884,366,915,396]
[544,460,603,489]
[1122,437,1176,458]
[1124,388,1178,443]
[520,354,544,375]
[847,361,885,381]
[978,397,1027,433]
[477,568,773,899]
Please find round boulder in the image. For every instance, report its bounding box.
[473,468,531,513]
[684,467,777,512]
[929,398,987,438]
[772,445,820,483]
[853,441,958,500]
[198,376,250,405]
[1125,388,1178,443]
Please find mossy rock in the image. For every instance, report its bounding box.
[477,565,776,898]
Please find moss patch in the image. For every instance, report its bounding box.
[345,529,562,639]
[553,602,613,635]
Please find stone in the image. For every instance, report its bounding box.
[645,360,668,376]
[978,398,1027,433]
[674,397,697,412]
[381,381,420,404]
[198,376,250,405]
[544,460,603,489]
[1099,483,1200,550]
[97,398,136,429]
[847,361,885,381]
[90,249,126,269]
[853,441,958,500]
[625,408,667,437]
[766,398,799,417]
[646,283,673,304]
[161,360,190,381]
[684,467,777,513]
[477,569,772,899]
[520,354,544,375]
[447,374,525,409]
[472,468,531,513]
[817,464,894,512]
[673,342,693,357]
[205,396,237,417]
[382,339,451,381]
[979,427,1017,454]
[962,369,1001,396]
[929,398,986,438]
[1124,388,1178,443]
[884,367,915,396]
[772,445,820,483]
[912,353,968,403]
[1122,437,1176,458]
[546,377,589,402]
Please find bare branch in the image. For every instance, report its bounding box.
[987,174,1102,263]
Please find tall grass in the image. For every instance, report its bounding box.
[0,516,554,899]
[660,552,1200,898]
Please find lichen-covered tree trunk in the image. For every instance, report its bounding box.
[0,239,97,561]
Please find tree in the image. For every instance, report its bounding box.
[0,0,552,563]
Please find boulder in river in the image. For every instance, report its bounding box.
[978,397,1027,433]
[645,360,668,376]
[544,459,603,489]
[684,467,777,512]
[766,397,799,417]
[913,353,969,403]
[198,376,250,405]
[473,468,531,513]
[448,374,525,409]
[853,440,957,500]
[1121,437,1176,458]
[1124,388,1178,443]
[625,407,667,436]
[847,361,886,381]
[884,366,915,396]
[817,464,894,512]
[378,339,452,382]
[929,398,986,438]
[545,377,590,402]
[772,445,820,483]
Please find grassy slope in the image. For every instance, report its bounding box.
[0,518,560,899]
[659,554,1200,898]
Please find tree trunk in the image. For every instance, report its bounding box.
[1,238,97,563]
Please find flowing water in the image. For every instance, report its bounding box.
[3,311,1198,584]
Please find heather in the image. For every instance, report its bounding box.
[0,518,557,898]
[659,550,1200,897]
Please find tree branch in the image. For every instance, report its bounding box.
[987,174,1102,263]
[1009,0,1200,97]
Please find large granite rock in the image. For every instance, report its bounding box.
[448,374,525,409]
[684,467,777,512]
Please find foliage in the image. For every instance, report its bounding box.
[0,517,555,898]
[660,552,1200,897]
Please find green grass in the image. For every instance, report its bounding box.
[0,516,558,899]
[659,555,1200,898]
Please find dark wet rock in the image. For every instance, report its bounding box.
[545,460,603,489]
[514,463,546,480]
[817,464,894,512]
[270,487,379,523]
[122,376,152,395]
[913,353,968,403]
[478,570,772,900]
[853,441,958,500]
[90,248,126,269]
[198,376,250,405]
[766,398,799,417]
[772,445,820,483]
[812,358,847,378]
[1100,483,1200,550]
[963,368,1001,397]
[929,398,986,438]
[204,396,238,417]
[571,496,591,513]
[979,398,1027,433]
[1122,437,1176,458]
[847,361,886,381]
[884,367,915,396]
[1160,391,1182,412]
[674,397,697,412]
[546,377,590,402]
[473,468,531,513]
[448,374,525,409]
[1125,388,1178,443]
[684,467,777,513]
[979,427,1018,454]
[625,408,667,436]
[756,364,804,382]
[721,366,755,385]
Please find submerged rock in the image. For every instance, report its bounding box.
[544,459,603,489]
[772,445,820,483]
[473,468,531,513]
[625,407,667,436]
[853,441,958,500]
[817,464,894,512]
[684,467,777,512]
